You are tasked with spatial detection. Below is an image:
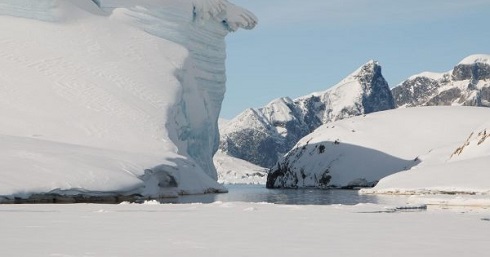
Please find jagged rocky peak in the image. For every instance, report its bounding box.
[309,59,394,121]
[355,60,395,113]
[392,72,448,107]
[452,54,490,81]
[261,97,296,125]
[356,60,379,78]
[219,60,395,168]
[392,54,490,108]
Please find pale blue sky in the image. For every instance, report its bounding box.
[222,0,490,119]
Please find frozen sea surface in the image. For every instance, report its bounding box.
[1,201,489,257]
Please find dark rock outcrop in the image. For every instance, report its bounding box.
[220,61,395,168]
[392,55,490,108]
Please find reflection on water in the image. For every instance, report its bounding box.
[159,184,409,206]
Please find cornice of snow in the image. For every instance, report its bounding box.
[458,54,490,65]
[406,71,448,82]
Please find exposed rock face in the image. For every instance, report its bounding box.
[392,76,444,107]
[266,54,490,189]
[392,55,490,108]
[452,62,490,81]
[220,61,395,168]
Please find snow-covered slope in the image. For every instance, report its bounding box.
[214,151,267,184]
[0,0,256,200]
[267,107,490,191]
[220,61,395,168]
[392,54,490,108]
[362,124,490,195]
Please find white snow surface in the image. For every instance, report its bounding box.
[304,60,379,115]
[363,123,490,195]
[458,54,490,65]
[214,151,267,184]
[0,0,256,198]
[1,202,489,257]
[276,106,490,191]
[407,71,447,81]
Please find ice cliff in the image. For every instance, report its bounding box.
[0,0,256,201]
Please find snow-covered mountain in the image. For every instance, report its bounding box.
[392,54,490,108]
[214,151,267,184]
[219,61,395,168]
[267,106,490,191]
[0,0,256,200]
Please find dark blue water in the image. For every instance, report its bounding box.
[160,184,408,205]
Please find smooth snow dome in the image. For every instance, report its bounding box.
[0,0,256,199]
[458,54,490,65]
[407,71,447,81]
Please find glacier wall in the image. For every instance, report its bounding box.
[94,0,257,181]
[0,0,256,198]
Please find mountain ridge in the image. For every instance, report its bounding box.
[392,54,490,108]
[265,54,490,189]
[219,60,395,168]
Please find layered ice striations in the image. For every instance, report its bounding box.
[98,0,256,186]
[99,0,256,190]
[0,0,256,199]
[102,0,256,187]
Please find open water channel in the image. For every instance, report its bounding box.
[160,184,409,206]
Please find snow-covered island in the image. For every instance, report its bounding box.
[0,0,257,202]
[267,106,490,195]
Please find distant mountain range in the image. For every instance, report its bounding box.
[219,54,490,172]
[392,54,490,107]
[219,61,394,168]
[266,106,490,190]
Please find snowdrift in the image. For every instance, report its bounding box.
[0,0,256,201]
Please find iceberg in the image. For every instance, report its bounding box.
[0,0,256,200]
